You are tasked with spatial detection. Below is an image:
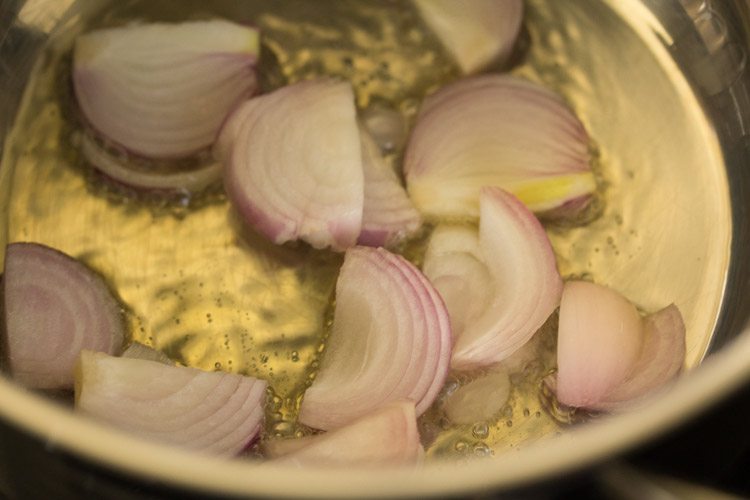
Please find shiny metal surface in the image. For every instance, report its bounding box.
[0,0,748,498]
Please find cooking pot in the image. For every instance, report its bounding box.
[1,0,750,498]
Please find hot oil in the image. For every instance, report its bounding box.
[0,0,731,459]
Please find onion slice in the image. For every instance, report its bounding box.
[73,20,260,159]
[80,134,222,193]
[555,281,645,408]
[358,126,422,247]
[121,342,173,365]
[274,401,423,466]
[298,247,451,430]
[425,188,562,370]
[443,369,511,425]
[75,351,267,456]
[592,304,686,411]
[404,75,595,219]
[219,80,364,251]
[414,0,523,74]
[3,243,124,389]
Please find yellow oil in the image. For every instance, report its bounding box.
[0,0,730,460]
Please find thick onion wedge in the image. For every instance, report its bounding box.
[3,243,124,389]
[219,80,364,251]
[75,351,267,456]
[358,126,421,247]
[590,304,685,411]
[404,75,595,219]
[556,281,644,408]
[298,247,451,430]
[274,401,423,466]
[427,188,562,370]
[74,20,259,159]
[414,0,523,74]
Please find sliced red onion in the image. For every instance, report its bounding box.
[75,351,267,456]
[121,342,172,365]
[404,75,595,219]
[592,304,686,411]
[80,134,222,193]
[275,401,423,466]
[414,0,524,74]
[298,247,451,430]
[358,126,422,247]
[3,243,124,389]
[555,281,645,408]
[443,369,511,425]
[263,435,316,459]
[434,188,563,370]
[219,80,364,251]
[422,225,493,336]
[74,20,260,159]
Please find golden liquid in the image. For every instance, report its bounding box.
[0,0,731,460]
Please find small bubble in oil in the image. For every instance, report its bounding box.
[506,420,513,428]
[473,443,492,457]
[472,423,490,440]
[290,351,300,362]
[454,441,468,453]
[523,408,531,418]
[214,362,222,370]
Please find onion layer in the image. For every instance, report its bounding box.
[75,351,267,456]
[219,80,364,251]
[414,0,524,74]
[80,134,222,193]
[3,243,124,389]
[592,304,686,411]
[74,20,259,159]
[424,188,562,370]
[358,126,422,247]
[121,342,173,365]
[556,281,686,410]
[298,247,451,430]
[275,401,423,466]
[404,75,595,219]
[443,369,511,425]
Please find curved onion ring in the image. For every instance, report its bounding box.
[75,351,267,456]
[274,401,423,466]
[358,126,421,247]
[414,0,524,74]
[405,75,595,219]
[3,242,124,389]
[441,188,563,370]
[74,20,259,159]
[219,80,364,251]
[298,247,451,430]
[80,134,222,193]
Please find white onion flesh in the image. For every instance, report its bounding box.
[219,80,364,251]
[75,351,267,456]
[361,105,408,153]
[121,342,173,365]
[358,126,421,247]
[422,225,493,336]
[74,20,260,159]
[593,304,686,411]
[414,0,524,74]
[556,281,645,408]
[298,247,451,430]
[433,188,562,370]
[443,369,511,425]
[405,75,595,219]
[275,401,423,466]
[3,243,124,389]
[80,134,222,193]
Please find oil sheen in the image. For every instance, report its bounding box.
[0,0,730,460]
